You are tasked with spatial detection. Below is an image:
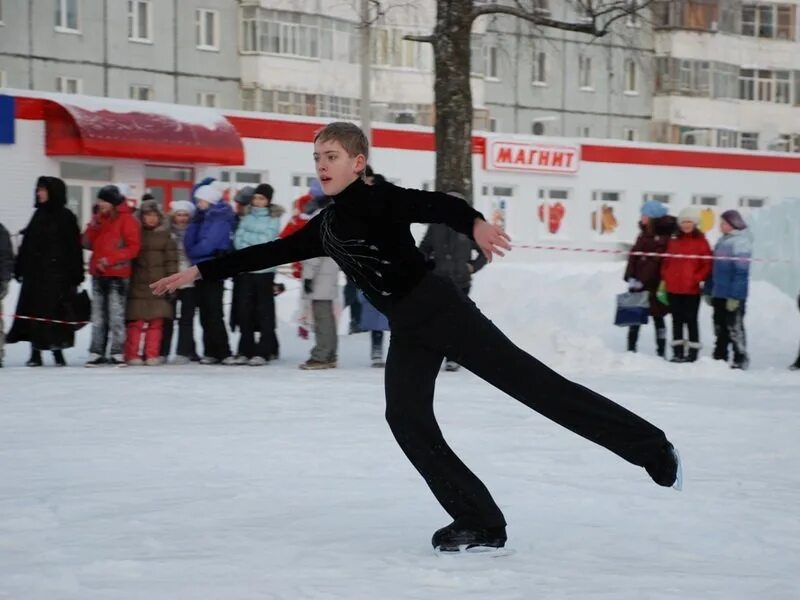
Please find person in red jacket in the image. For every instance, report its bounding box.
[82,185,142,366]
[661,207,712,362]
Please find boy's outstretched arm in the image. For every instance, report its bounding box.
[151,215,325,295]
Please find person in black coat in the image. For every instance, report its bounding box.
[419,191,487,371]
[6,176,84,366]
[0,221,14,367]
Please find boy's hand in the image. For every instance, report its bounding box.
[150,266,200,296]
[473,219,511,263]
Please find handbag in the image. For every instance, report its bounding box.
[58,288,91,331]
[614,291,650,327]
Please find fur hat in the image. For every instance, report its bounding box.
[140,198,163,218]
[194,183,223,205]
[234,186,255,206]
[720,209,747,230]
[97,185,124,206]
[641,200,668,219]
[170,200,195,217]
[254,183,274,201]
[677,206,701,225]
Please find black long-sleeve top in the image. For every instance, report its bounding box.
[198,178,484,313]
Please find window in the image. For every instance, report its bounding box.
[532,51,546,84]
[486,45,499,79]
[489,117,498,132]
[470,35,484,76]
[60,161,113,181]
[196,92,218,108]
[128,0,152,42]
[579,55,593,89]
[739,197,766,208]
[643,193,671,204]
[775,71,791,103]
[739,68,755,100]
[371,27,429,70]
[578,126,591,137]
[692,195,718,206]
[56,76,81,94]
[757,69,773,101]
[717,129,739,148]
[537,188,570,237]
[196,9,219,50]
[0,71,5,87]
[740,132,759,149]
[741,3,796,40]
[624,59,637,93]
[55,0,79,31]
[624,128,636,141]
[129,85,152,101]
[220,170,265,184]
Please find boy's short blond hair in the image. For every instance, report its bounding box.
[314,122,369,161]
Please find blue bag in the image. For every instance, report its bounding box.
[614,291,649,327]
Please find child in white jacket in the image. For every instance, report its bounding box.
[300,256,339,369]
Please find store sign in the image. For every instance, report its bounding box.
[486,140,579,173]
[0,95,15,144]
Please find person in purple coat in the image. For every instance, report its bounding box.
[184,183,236,364]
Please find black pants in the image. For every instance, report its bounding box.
[667,293,700,346]
[712,298,747,362]
[628,315,667,354]
[345,278,362,331]
[236,272,278,359]
[385,273,670,529]
[195,278,230,360]
[161,287,198,358]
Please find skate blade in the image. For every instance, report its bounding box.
[434,545,514,557]
[671,447,683,492]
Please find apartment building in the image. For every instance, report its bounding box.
[0,0,240,108]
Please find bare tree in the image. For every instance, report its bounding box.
[405,0,656,203]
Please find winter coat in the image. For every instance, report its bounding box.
[623,215,677,317]
[706,229,753,301]
[303,256,339,301]
[419,223,487,290]
[7,176,84,350]
[126,221,178,321]
[0,222,13,284]
[233,205,284,273]
[169,221,193,289]
[357,289,389,331]
[184,202,235,264]
[661,230,712,295]
[82,202,141,278]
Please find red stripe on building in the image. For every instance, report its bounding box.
[581,144,800,173]
[15,97,46,120]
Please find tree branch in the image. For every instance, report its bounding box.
[471,5,605,36]
[403,33,435,43]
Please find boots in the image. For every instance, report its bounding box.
[53,350,66,367]
[627,326,638,353]
[26,348,42,367]
[669,341,686,363]
[432,519,507,552]
[656,327,667,358]
[686,342,701,363]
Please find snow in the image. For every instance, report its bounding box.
[2,261,800,599]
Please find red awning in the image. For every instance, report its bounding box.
[39,96,244,165]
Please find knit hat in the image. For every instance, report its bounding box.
[97,184,124,206]
[140,199,163,216]
[194,183,223,204]
[170,200,196,217]
[234,186,255,206]
[720,209,747,230]
[309,179,324,198]
[254,183,274,201]
[677,206,701,225]
[641,200,668,219]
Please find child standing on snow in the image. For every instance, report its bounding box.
[152,122,680,553]
[357,289,389,367]
[232,184,284,365]
[300,256,340,369]
[704,210,753,370]
[661,207,712,363]
[124,200,177,366]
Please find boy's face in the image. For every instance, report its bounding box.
[142,212,160,228]
[313,139,365,196]
[173,211,190,225]
[720,219,733,234]
[251,194,269,208]
[678,220,695,234]
[96,199,113,215]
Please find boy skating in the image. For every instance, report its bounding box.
[152,122,680,553]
